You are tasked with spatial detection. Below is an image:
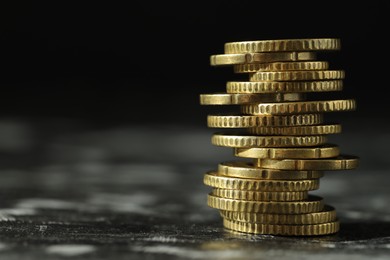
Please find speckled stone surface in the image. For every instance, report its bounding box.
[0,118,388,259]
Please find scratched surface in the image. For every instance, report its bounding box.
[0,118,389,259]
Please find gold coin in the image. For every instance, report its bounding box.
[199,93,304,105]
[226,80,343,93]
[241,99,356,115]
[207,114,323,128]
[220,205,337,224]
[203,172,320,191]
[234,144,339,159]
[224,38,341,54]
[234,61,329,73]
[255,155,360,170]
[207,193,324,213]
[211,132,327,148]
[250,70,344,81]
[212,189,308,201]
[248,124,342,135]
[218,161,324,179]
[210,52,316,65]
[223,218,340,236]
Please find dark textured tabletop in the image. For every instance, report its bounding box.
[0,117,388,259]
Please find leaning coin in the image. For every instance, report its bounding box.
[255,155,360,170]
[218,161,324,179]
[234,144,339,159]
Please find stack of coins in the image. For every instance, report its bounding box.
[199,38,359,236]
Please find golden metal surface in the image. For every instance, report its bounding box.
[248,124,342,135]
[255,155,360,170]
[241,99,356,115]
[211,133,327,148]
[220,205,337,224]
[212,189,308,201]
[224,38,341,54]
[250,70,344,82]
[226,80,343,93]
[199,93,304,105]
[234,61,329,73]
[234,144,340,159]
[210,52,316,65]
[207,193,324,214]
[207,113,323,128]
[203,172,320,191]
[200,37,358,235]
[218,161,324,179]
[223,218,340,236]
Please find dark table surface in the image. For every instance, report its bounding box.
[0,116,388,259]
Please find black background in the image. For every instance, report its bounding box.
[1,1,389,127]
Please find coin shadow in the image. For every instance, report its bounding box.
[337,221,390,241]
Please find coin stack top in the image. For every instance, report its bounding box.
[199,38,359,236]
